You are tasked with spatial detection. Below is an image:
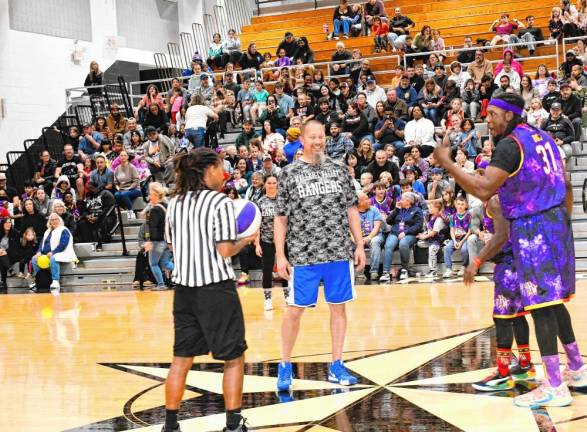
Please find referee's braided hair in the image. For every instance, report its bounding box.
[172,148,220,198]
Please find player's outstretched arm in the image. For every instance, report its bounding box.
[274,215,292,279]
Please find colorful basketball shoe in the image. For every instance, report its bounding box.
[563,364,587,388]
[514,382,573,408]
[277,362,293,391]
[510,362,537,382]
[472,369,514,392]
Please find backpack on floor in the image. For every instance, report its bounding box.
[35,269,52,293]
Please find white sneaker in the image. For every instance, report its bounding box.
[514,382,573,408]
[264,298,273,311]
[425,270,438,278]
[379,273,390,283]
[399,269,409,280]
[443,269,454,278]
[457,267,465,276]
[50,280,60,296]
[563,363,587,388]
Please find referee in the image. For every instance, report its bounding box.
[162,148,255,432]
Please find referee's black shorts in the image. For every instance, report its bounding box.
[173,280,247,361]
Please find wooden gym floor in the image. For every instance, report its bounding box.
[1,280,586,432]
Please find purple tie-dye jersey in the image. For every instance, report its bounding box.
[498,124,566,219]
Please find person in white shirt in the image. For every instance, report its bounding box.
[365,77,387,108]
[184,95,219,148]
[404,106,436,153]
[447,61,471,90]
[494,64,520,90]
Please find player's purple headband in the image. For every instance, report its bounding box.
[488,98,524,116]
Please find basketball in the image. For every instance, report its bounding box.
[37,254,50,269]
[233,199,261,239]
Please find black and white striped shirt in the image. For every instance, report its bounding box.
[165,190,237,287]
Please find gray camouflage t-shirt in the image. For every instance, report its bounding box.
[257,195,277,243]
[276,157,358,266]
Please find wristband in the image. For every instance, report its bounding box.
[473,257,483,269]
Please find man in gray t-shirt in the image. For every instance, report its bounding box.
[274,121,365,392]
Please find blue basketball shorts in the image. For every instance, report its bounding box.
[289,260,356,308]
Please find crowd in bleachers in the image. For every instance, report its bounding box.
[8,0,587,294]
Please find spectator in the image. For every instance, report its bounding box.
[427,167,450,199]
[448,62,471,90]
[574,38,587,64]
[122,117,143,147]
[333,0,352,40]
[184,94,219,148]
[384,88,409,120]
[12,227,37,282]
[315,96,342,129]
[514,15,544,54]
[260,120,285,155]
[489,13,523,46]
[542,79,562,112]
[541,102,575,162]
[468,50,494,85]
[105,103,128,136]
[276,32,298,58]
[235,120,259,150]
[135,84,163,121]
[206,33,225,70]
[431,29,446,61]
[89,155,114,192]
[33,150,57,195]
[396,74,418,109]
[283,127,303,163]
[30,213,77,294]
[292,92,315,124]
[239,43,264,72]
[494,64,521,90]
[331,42,352,76]
[374,110,405,149]
[495,49,524,78]
[364,0,387,33]
[293,37,314,64]
[52,200,75,235]
[326,122,354,160]
[143,103,168,131]
[354,192,383,280]
[412,25,433,60]
[388,7,415,50]
[84,61,103,95]
[250,80,270,124]
[356,138,375,172]
[0,218,19,290]
[223,29,242,66]
[54,144,84,200]
[76,181,116,251]
[560,50,583,79]
[379,191,423,281]
[18,198,46,241]
[365,77,386,108]
[417,79,442,125]
[443,196,471,278]
[570,63,587,87]
[527,97,549,127]
[408,146,430,182]
[417,201,446,277]
[372,17,390,52]
[519,75,538,111]
[457,36,475,64]
[560,82,583,140]
[114,150,141,210]
[342,103,370,146]
[143,126,174,185]
[142,183,173,291]
[404,106,436,152]
[34,189,51,219]
[461,79,481,120]
[78,123,103,159]
[366,149,400,185]
[549,7,564,40]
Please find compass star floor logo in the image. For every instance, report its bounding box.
[68,328,587,432]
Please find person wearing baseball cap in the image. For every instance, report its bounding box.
[560,81,583,141]
[542,101,575,162]
[276,31,298,58]
[427,167,449,199]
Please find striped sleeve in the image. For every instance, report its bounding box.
[165,198,174,244]
[214,198,237,242]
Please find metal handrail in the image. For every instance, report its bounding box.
[213,5,229,38]
[203,13,217,45]
[403,39,560,71]
[192,22,207,58]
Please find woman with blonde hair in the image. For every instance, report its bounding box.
[356,138,375,172]
[84,61,103,95]
[143,182,173,291]
[30,213,77,294]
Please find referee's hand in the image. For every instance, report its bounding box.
[276,255,292,280]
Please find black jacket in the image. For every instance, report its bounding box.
[366,160,401,185]
[18,213,47,241]
[276,39,298,58]
[146,204,167,242]
[561,95,582,121]
[541,116,575,144]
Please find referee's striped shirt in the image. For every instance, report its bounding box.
[165,189,237,287]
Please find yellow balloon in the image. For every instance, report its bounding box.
[37,254,50,269]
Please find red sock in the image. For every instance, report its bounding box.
[518,344,531,368]
[496,348,512,377]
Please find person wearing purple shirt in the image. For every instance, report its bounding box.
[434,93,586,408]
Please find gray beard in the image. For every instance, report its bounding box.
[310,152,325,166]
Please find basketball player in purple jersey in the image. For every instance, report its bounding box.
[435,93,587,407]
[463,186,535,392]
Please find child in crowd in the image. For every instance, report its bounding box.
[526,97,549,128]
[460,119,480,158]
[372,17,390,53]
[403,166,426,196]
[384,143,400,167]
[169,87,184,124]
[360,172,374,195]
[443,196,471,278]
[441,98,465,132]
[542,79,561,111]
[417,201,446,277]
[229,169,248,198]
[427,167,450,200]
[441,188,456,224]
[475,139,493,166]
[21,180,35,202]
[399,179,428,215]
[370,181,395,219]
